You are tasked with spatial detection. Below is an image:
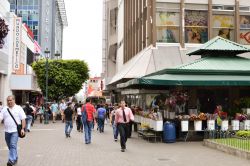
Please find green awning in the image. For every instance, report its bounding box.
[117,74,250,88]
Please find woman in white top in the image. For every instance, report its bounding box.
[76,103,83,132]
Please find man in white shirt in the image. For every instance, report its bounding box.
[0,95,26,166]
[59,99,67,123]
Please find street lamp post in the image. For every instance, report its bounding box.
[54,51,61,59]
[44,48,50,124]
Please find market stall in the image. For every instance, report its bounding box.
[117,37,250,142]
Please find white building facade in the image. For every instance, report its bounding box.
[102,0,250,103]
[0,0,40,105]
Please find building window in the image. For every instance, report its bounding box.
[185,10,208,43]
[239,15,250,45]
[110,8,118,35]
[212,14,234,41]
[156,3,180,43]
[156,11,180,43]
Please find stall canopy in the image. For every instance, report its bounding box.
[117,37,250,88]
[187,36,250,56]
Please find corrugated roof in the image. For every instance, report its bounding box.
[147,56,250,76]
[187,36,250,56]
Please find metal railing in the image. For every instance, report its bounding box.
[204,130,250,152]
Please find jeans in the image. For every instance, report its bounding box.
[26,115,33,131]
[117,123,129,149]
[65,121,73,135]
[98,118,105,132]
[5,132,18,163]
[83,121,93,143]
[112,123,119,139]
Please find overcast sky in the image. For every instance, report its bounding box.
[62,0,103,77]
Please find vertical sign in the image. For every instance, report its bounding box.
[13,17,22,70]
[44,0,50,48]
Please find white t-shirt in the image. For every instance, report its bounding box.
[77,107,82,115]
[0,105,26,133]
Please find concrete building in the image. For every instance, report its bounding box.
[8,0,68,59]
[0,0,40,105]
[102,0,250,103]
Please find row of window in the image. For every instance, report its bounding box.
[156,3,250,45]
[9,0,39,6]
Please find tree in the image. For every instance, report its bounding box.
[32,59,89,101]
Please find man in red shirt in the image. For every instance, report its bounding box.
[82,98,96,144]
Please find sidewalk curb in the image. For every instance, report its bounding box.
[203,139,250,160]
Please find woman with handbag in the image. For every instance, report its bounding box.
[0,95,26,166]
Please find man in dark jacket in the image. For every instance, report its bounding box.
[23,102,34,132]
[64,103,74,138]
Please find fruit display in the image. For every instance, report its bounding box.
[198,113,207,120]
[189,113,207,121]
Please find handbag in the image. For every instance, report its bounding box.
[7,108,25,138]
[81,105,88,124]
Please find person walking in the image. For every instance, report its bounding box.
[59,99,67,123]
[50,100,58,123]
[64,103,74,138]
[110,103,119,141]
[23,102,34,132]
[0,95,26,166]
[76,103,83,132]
[97,104,106,133]
[115,100,134,152]
[82,98,96,144]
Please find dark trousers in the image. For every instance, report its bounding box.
[76,115,83,131]
[98,118,105,132]
[117,123,129,149]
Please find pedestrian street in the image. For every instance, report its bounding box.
[0,122,249,166]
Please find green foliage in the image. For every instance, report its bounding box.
[32,59,89,101]
[236,130,250,138]
[239,97,250,108]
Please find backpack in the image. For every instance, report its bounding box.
[81,105,88,124]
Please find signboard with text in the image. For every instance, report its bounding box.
[13,17,22,70]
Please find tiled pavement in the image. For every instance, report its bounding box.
[0,121,249,166]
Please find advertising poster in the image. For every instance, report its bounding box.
[212,15,234,40]
[156,12,179,43]
[185,11,208,43]
[240,16,250,44]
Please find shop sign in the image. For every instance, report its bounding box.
[13,17,22,70]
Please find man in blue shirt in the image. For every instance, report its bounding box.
[50,100,58,123]
[97,104,106,133]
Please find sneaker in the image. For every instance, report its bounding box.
[7,160,14,166]
[121,149,125,152]
[114,139,118,142]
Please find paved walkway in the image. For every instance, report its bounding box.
[0,121,249,166]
